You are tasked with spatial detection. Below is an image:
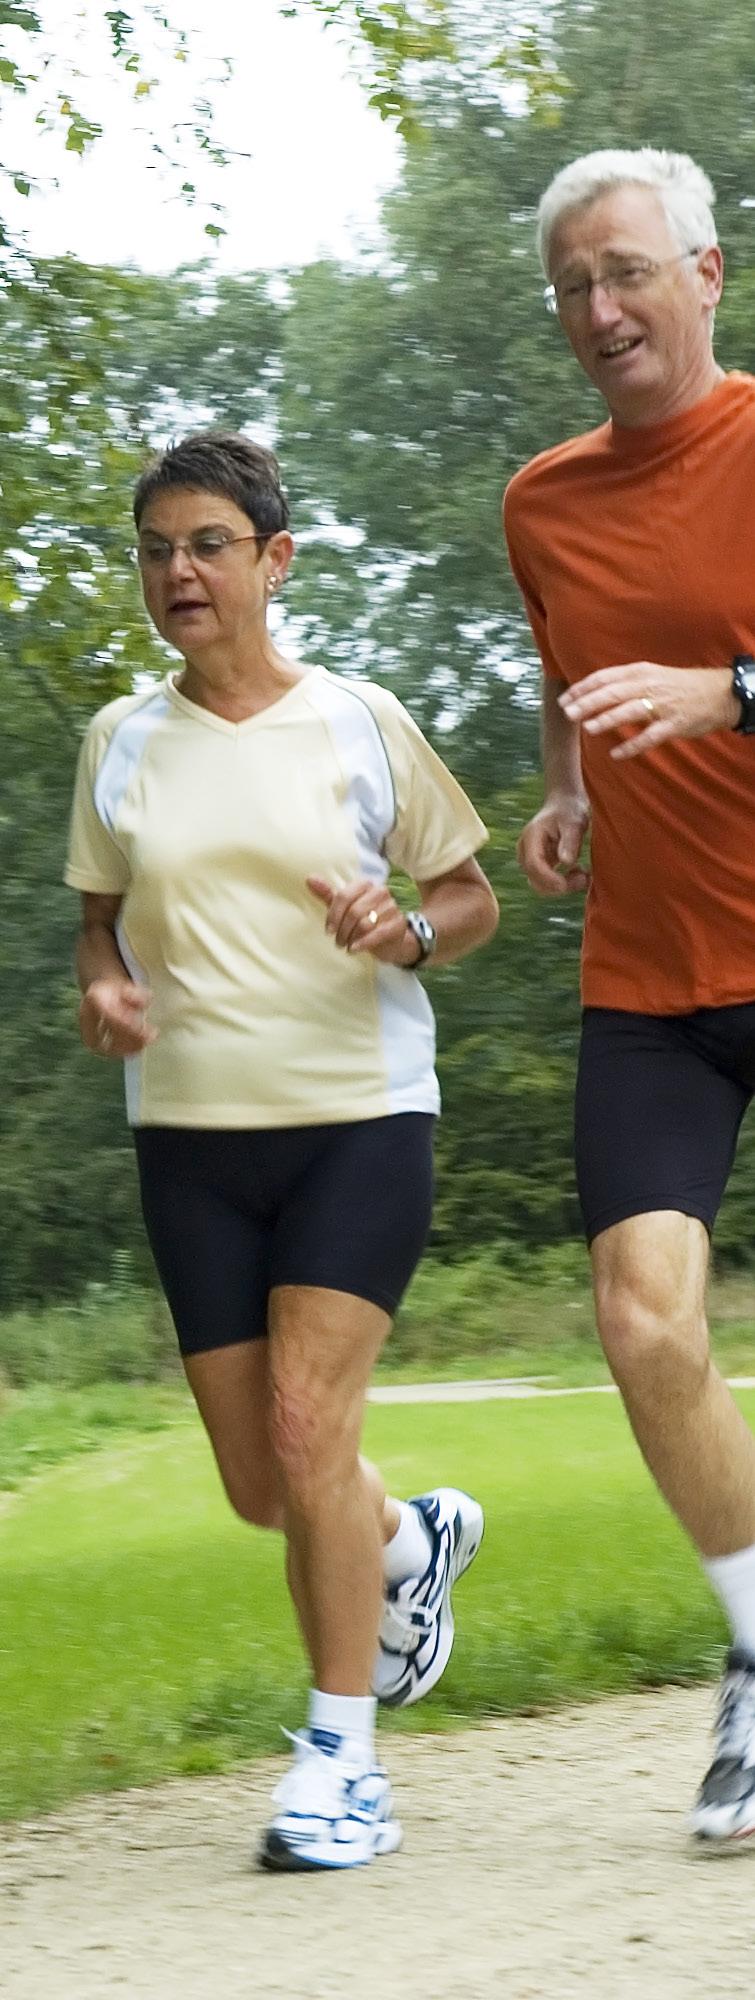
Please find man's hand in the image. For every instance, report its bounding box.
[79,977,157,1058]
[516,793,591,897]
[559,663,740,761]
[307,876,418,965]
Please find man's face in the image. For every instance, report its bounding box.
[547,183,722,423]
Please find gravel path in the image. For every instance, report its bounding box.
[368,1375,755,1402]
[3,1685,755,2000]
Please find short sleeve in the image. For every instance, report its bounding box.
[367,689,488,882]
[64,717,132,895]
[503,477,564,683]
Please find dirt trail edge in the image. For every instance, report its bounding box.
[3,1685,755,2000]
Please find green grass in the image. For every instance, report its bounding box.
[0,1382,193,1491]
[0,1392,735,1822]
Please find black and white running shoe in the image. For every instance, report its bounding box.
[691,1647,755,1841]
[259,1729,402,1872]
[372,1487,484,1709]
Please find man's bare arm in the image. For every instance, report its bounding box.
[517,679,591,896]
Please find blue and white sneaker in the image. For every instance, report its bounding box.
[372,1487,484,1709]
[258,1729,403,1872]
[691,1648,755,1842]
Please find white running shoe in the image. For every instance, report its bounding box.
[258,1729,403,1872]
[691,1648,755,1841]
[372,1487,484,1709]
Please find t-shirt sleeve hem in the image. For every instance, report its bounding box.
[63,864,128,893]
[401,824,489,882]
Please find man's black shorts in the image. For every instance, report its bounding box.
[575,1003,755,1245]
[134,1113,435,1355]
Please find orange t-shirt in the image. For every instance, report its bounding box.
[504,371,755,1013]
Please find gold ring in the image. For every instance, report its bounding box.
[641,696,657,718]
[367,909,379,927]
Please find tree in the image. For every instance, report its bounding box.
[279,2,562,135]
[0,2,233,249]
[539,0,755,264]
[275,96,595,792]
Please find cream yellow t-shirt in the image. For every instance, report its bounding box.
[65,667,487,1127]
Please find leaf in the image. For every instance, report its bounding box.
[104,7,133,58]
[63,112,103,153]
[13,176,30,197]
[0,4,40,28]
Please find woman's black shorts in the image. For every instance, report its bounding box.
[134,1113,435,1355]
[575,1003,755,1245]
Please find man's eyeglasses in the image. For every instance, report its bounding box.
[544,248,704,317]
[135,530,271,569]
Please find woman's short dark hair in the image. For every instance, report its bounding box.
[133,431,290,537]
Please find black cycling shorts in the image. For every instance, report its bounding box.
[575,1004,755,1245]
[133,1113,435,1355]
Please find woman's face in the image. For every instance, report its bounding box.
[137,486,291,656]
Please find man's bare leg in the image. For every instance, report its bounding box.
[591,1211,755,1555]
[592,1209,755,1840]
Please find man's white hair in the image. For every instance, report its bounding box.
[537,148,718,273]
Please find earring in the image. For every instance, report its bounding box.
[267,576,279,596]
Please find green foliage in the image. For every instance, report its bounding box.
[392,1244,596,1367]
[276,95,595,771]
[3,1268,754,1410]
[0,4,230,251]
[0,1285,179,1391]
[283,0,458,133]
[280,3,559,134]
[104,9,135,60]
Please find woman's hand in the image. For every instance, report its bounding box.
[307,877,418,966]
[79,976,157,1058]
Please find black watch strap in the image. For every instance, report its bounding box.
[732,654,755,735]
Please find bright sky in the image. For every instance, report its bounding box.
[3,0,401,271]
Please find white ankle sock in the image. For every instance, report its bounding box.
[704,1542,755,1659]
[382,1499,433,1586]
[307,1689,376,1760]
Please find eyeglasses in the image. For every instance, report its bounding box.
[544,248,704,317]
[135,530,271,569]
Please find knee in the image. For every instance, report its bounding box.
[268,1381,352,1510]
[595,1278,709,1401]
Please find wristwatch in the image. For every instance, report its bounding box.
[405,910,437,966]
[731,654,755,734]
